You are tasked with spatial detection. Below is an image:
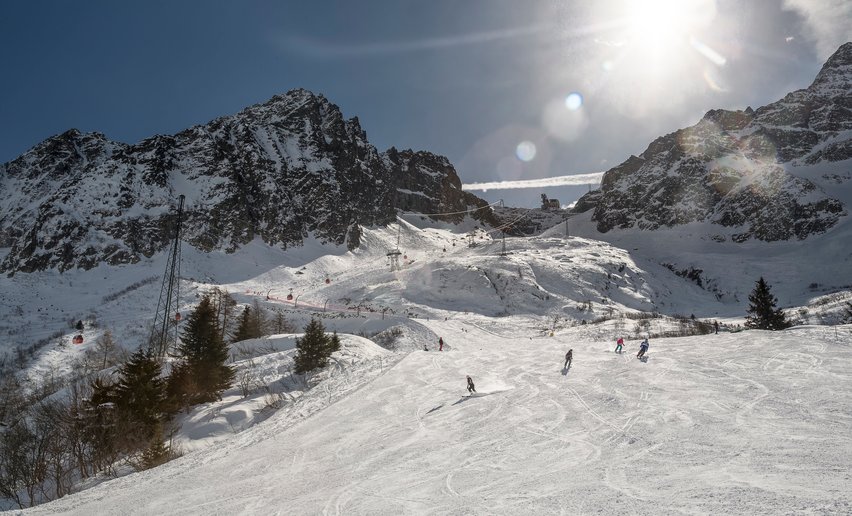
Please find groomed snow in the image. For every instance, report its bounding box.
[24,320,852,515]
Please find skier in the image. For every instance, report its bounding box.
[637,338,649,359]
[615,337,624,353]
[714,320,719,334]
[423,344,428,351]
[466,375,476,394]
[438,337,444,352]
[564,349,573,369]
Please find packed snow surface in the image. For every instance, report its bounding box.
[26,321,852,515]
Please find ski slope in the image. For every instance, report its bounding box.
[28,321,852,515]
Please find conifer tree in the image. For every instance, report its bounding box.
[173,294,235,404]
[272,310,296,334]
[232,302,272,342]
[325,331,341,356]
[138,423,171,470]
[745,277,789,330]
[113,348,166,446]
[293,318,335,374]
[232,306,255,343]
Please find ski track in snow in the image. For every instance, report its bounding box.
[21,322,852,515]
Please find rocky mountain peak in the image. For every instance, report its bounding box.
[809,41,852,96]
[573,43,851,242]
[0,90,495,274]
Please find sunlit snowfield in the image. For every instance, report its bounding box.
[2,214,850,514]
[27,320,852,515]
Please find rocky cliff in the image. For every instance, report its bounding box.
[0,89,495,273]
[574,42,852,242]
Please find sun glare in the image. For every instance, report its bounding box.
[582,0,724,117]
[623,0,716,60]
[626,0,684,52]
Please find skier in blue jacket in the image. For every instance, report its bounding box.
[637,338,649,358]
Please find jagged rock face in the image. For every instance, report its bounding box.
[574,42,852,241]
[0,89,493,273]
[386,148,497,225]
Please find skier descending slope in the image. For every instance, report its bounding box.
[466,375,476,395]
[439,337,444,351]
[564,349,573,369]
[615,337,624,353]
[637,337,650,359]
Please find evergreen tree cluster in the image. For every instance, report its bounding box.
[293,318,341,374]
[745,277,790,330]
[0,290,243,508]
[233,301,296,342]
[168,294,235,407]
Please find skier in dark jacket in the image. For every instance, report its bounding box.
[439,337,444,351]
[466,375,476,394]
[637,338,649,358]
[564,349,573,369]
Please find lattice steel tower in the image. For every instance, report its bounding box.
[149,194,185,358]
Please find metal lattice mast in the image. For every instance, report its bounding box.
[149,194,185,357]
[387,223,402,271]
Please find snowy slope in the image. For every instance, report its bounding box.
[4,208,850,383]
[24,320,852,515]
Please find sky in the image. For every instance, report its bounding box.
[1,0,850,208]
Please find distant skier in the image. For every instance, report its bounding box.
[637,338,649,359]
[564,349,573,369]
[439,337,444,352]
[466,375,476,394]
[615,337,624,353]
[714,320,719,334]
[423,344,428,351]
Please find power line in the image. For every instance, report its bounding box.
[398,200,502,217]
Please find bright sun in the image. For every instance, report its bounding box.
[581,0,725,118]
[622,0,717,59]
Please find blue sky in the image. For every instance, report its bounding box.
[1,1,849,207]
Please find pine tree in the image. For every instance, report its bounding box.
[326,331,341,356]
[745,277,789,330]
[232,302,271,343]
[232,306,255,343]
[173,294,235,404]
[272,310,295,334]
[293,318,336,374]
[112,348,167,447]
[137,423,171,470]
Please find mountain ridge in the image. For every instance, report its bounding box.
[0,89,496,274]
[574,42,852,243]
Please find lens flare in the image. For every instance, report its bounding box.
[515,141,537,162]
[544,97,588,141]
[690,37,727,66]
[565,92,584,110]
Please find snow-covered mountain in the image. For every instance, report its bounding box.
[575,42,852,243]
[0,89,495,274]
